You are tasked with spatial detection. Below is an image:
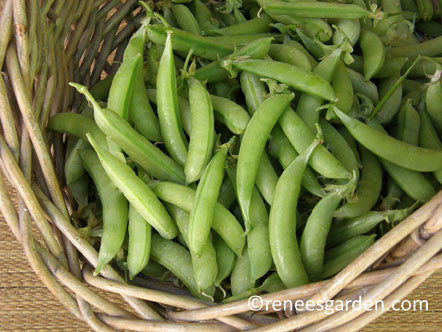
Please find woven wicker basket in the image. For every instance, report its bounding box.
[0,0,441,330]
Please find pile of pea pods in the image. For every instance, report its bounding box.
[49,0,442,301]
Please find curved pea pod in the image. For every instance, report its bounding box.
[210,94,250,135]
[375,57,409,79]
[194,0,218,31]
[231,250,255,296]
[213,233,236,287]
[171,4,201,35]
[206,12,273,36]
[237,93,294,222]
[375,77,403,124]
[279,107,351,179]
[150,234,214,299]
[268,43,312,72]
[334,108,442,172]
[239,72,268,115]
[87,135,178,239]
[67,175,89,208]
[80,149,128,275]
[416,0,433,21]
[396,99,421,146]
[269,139,320,288]
[334,147,382,219]
[347,68,379,104]
[149,182,245,256]
[127,205,151,280]
[338,126,362,168]
[255,153,278,206]
[217,177,236,209]
[359,30,385,80]
[230,59,336,101]
[163,6,178,28]
[157,33,188,167]
[65,139,89,186]
[333,19,360,46]
[330,60,354,118]
[426,79,442,136]
[419,109,442,184]
[388,36,442,58]
[284,39,318,69]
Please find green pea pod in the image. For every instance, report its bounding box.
[380,177,403,211]
[217,177,236,209]
[388,36,442,58]
[86,134,178,239]
[239,72,268,114]
[419,109,442,184]
[338,126,362,168]
[213,233,236,287]
[334,146,382,219]
[416,0,433,21]
[333,107,442,172]
[375,57,409,79]
[210,94,250,135]
[231,59,336,102]
[268,43,312,72]
[150,182,245,256]
[157,32,188,166]
[330,60,354,116]
[359,30,385,80]
[347,68,379,104]
[396,99,421,145]
[171,4,201,35]
[231,249,254,296]
[255,153,278,206]
[90,74,114,101]
[237,93,294,222]
[279,107,351,179]
[163,6,179,28]
[80,149,128,275]
[269,14,333,42]
[185,78,215,184]
[67,175,89,208]
[65,138,89,186]
[189,145,229,255]
[376,77,403,125]
[127,205,151,280]
[270,140,321,288]
[322,234,376,279]
[141,261,169,280]
[284,39,318,69]
[426,79,442,136]
[206,13,273,36]
[194,0,216,31]
[333,19,360,47]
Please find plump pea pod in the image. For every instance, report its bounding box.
[67,175,88,208]
[347,68,379,104]
[65,139,89,186]
[375,57,409,79]
[167,204,217,291]
[279,107,351,179]
[426,78,442,136]
[269,139,320,288]
[261,0,374,19]
[239,72,267,115]
[194,37,273,83]
[375,77,403,124]
[157,32,188,166]
[80,149,128,275]
[320,118,359,179]
[70,83,186,183]
[334,146,382,219]
[322,234,376,279]
[296,28,326,58]
[150,234,214,299]
[127,205,151,280]
[189,145,228,255]
[284,39,318,69]
[90,74,114,101]
[237,93,294,222]
[217,176,237,209]
[268,125,324,197]
[416,0,433,21]
[419,109,442,184]
[297,48,342,133]
[233,6,247,24]
[230,59,336,101]
[380,177,403,211]
[213,232,236,287]
[185,78,215,184]
[194,0,217,31]
[150,182,245,256]
[206,13,273,36]
[333,107,442,172]
[141,260,169,280]
[338,126,362,168]
[333,19,360,47]
[171,4,201,35]
[212,80,233,99]
[388,36,442,58]
[87,135,178,239]
[330,60,354,116]
[396,99,420,145]
[301,192,342,282]
[327,208,412,249]
[210,94,250,135]
[359,30,385,80]
[268,43,313,72]
[231,249,255,296]
[254,153,278,206]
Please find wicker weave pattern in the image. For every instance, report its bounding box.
[0,0,441,331]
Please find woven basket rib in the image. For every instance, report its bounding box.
[0,1,441,331]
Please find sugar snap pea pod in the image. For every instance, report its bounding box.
[141,261,169,280]
[231,250,254,296]
[268,126,324,197]
[347,68,379,104]
[396,99,420,145]
[233,6,247,24]
[70,83,186,183]
[67,175,88,208]
[80,149,128,275]
[330,60,354,116]
[268,43,312,72]
[333,19,360,47]
[296,47,343,133]
[149,182,245,256]
[189,144,229,255]
[206,13,273,36]
[255,153,278,206]
[237,93,294,221]
[375,77,403,124]
[212,81,232,99]
[157,32,188,166]
[320,118,359,179]
[294,28,325,59]
[416,0,433,21]
[301,192,342,282]
[210,94,250,135]
[239,72,268,114]
[65,139,89,186]
[380,177,403,211]
[322,234,376,279]
[375,57,409,79]
[185,78,215,184]
[166,204,217,291]
[338,126,362,167]
[279,107,351,179]
[334,107,442,172]
[419,109,442,184]
[213,233,236,287]
[284,39,318,69]
[327,208,413,249]
[150,234,214,299]
[171,4,201,35]
[230,59,336,101]
[426,78,442,136]
[218,177,236,209]
[359,30,385,80]
[87,135,178,239]
[334,146,382,219]
[194,37,273,83]
[260,0,374,19]
[270,139,320,288]
[163,7,179,28]
[194,0,217,31]
[127,205,151,280]
[388,36,442,58]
